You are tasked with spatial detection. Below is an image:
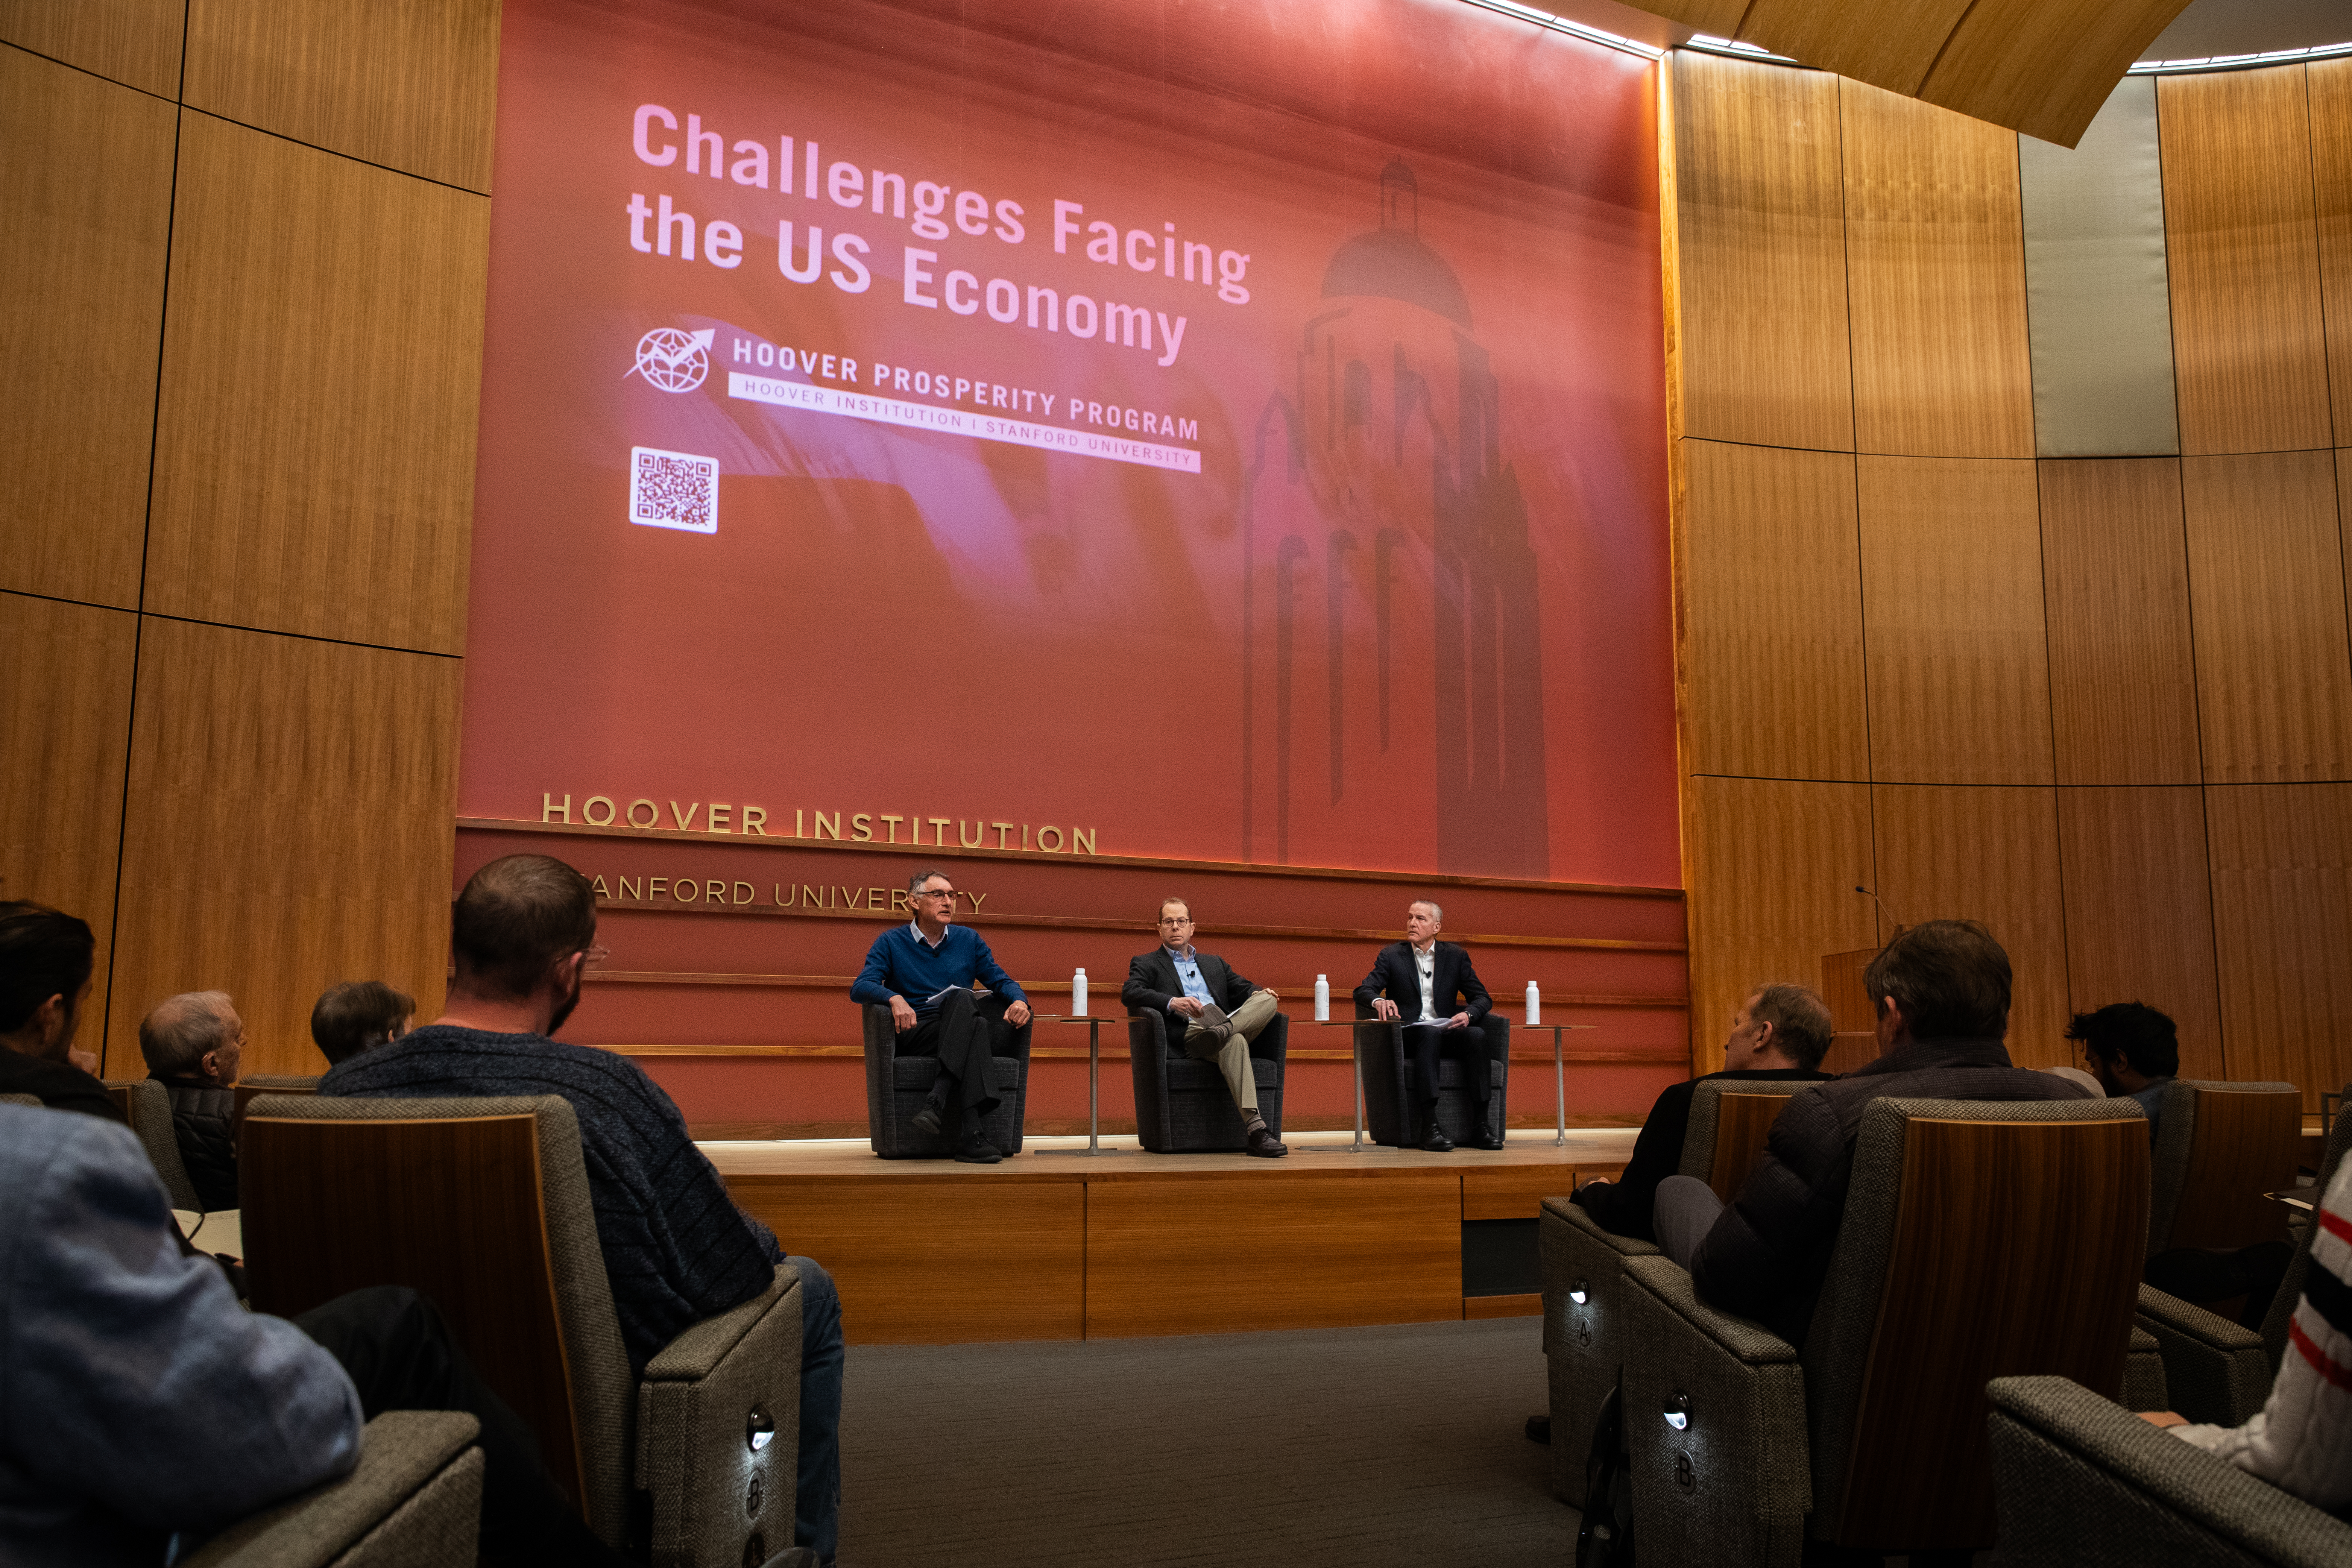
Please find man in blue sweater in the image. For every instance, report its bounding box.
[851,868,1032,1164]
[324,853,845,1566]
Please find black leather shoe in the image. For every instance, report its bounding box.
[953,1133,1002,1163]
[1418,1124,1454,1152]
[1468,1128,1505,1151]
[1244,1124,1288,1157]
[910,1103,943,1136]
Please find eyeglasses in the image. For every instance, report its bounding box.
[1159,916,1193,926]
[580,946,611,967]
[917,889,957,901]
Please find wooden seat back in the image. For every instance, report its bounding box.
[1704,1092,1798,1202]
[240,1113,586,1508]
[1825,1113,2148,1550]
[2166,1084,2301,1250]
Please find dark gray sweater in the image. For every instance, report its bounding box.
[320,1025,780,1371]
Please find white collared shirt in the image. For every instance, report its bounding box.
[910,919,947,951]
[1413,941,1439,1022]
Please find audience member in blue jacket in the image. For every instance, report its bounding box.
[852,867,1032,1164]
[0,1101,624,1567]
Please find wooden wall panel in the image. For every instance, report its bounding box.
[0,594,136,1020]
[2313,61,2352,447]
[2038,459,2201,786]
[2181,451,2352,783]
[1670,52,1854,452]
[145,114,486,654]
[1871,784,2071,1064]
[106,619,460,1076]
[1859,457,2054,786]
[1840,82,2035,460]
[184,0,501,193]
[0,50,176,609]
[0,0,185,97]
[1684,776,1878,1076]
[2056,786,2224,1082]
[2158,67,2332,455]
[1681,440,1867,780]
[2206,783,2352,1106]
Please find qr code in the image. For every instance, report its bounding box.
[629,446,718,534]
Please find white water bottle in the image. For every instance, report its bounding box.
[1314,974,1331,1021]
[1072,967,1088,1017]
[1526,982,1541,1026]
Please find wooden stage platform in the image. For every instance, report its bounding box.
[707,1129,1638,1345]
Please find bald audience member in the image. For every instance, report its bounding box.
[1654,920,2091,1345]
[1572,984,1834,1243]
[139,991,247,1211]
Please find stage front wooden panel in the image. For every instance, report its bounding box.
[1088,1171,1461,1338]
[729,1175,1087,1345]
[1462,1161,1595,1222]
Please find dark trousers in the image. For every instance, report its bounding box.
[902,987,1004,1123]
[298,1286,628,1567]
[1404,1020,1493,1129]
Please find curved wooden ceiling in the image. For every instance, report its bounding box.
[1630,0,2199,146]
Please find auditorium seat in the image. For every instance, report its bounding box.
[0,1092,38,1108]
[1987,1375,2352,1567]
[1617,1096,2149,1564]
[1539,1078,1810,1504]
[859,1000,1031,1157]
[106,1076,204,1211]
[2148,1080,2301,1259]
[1125,1008,1287,1152]
[238,1094,803,1565]
[181,1411,483,1568]
[2259,1082,2352,1374]
[2133,1284,2271,1427]
[1350,1000,1508,1149]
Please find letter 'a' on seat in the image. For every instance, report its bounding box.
[1986,1374,2352,1568]
[1619,1096,2151,1566]
[238,1096,804,1568]
[859,999,1031,1157]
[1125,1008,1288,1151]
[1349,999,1508,1148]
[181,1410,484,1568]
[2259,1081,2352,1373]
[1538,1078,1810,1504]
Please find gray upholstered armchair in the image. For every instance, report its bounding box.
[240,1095,803,1568]
[107,1076,205,1211]
[183,1411,483,1567]
[1988,1374,2352,1567]
[1126,1008,1286,1152]
[1539,1076,1820,1503]
[860,999,1031,1157]
[1616,1096,2158,1565]
[1350,999,1508,1148]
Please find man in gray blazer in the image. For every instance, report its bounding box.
[1121,898,1286,1157]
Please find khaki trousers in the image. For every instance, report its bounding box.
[1179,988,1280,1117]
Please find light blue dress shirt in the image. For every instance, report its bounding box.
[1168,946,1214,1007]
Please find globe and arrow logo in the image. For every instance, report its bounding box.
[627,326,714,393]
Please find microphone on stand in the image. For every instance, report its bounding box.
[1854,885,1905,940]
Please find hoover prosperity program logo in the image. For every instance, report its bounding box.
[628,326,713,393]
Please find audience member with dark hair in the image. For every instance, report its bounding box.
[0,900,120,1123]
[1572,983,1836,1242]
[0,1098,629,1566]
[138,990,246,1211]
[1652,920,2091,1343]
[321,852,847,1566]
[310,979,414,1066]
[2068,1000,2180,1137]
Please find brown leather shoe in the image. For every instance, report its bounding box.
[1244,1123,1288,1157]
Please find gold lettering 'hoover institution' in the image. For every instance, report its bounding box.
[541,793,1099,855]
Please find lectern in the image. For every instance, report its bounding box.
[1818,946,1881,1076]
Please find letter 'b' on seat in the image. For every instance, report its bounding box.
[239,1096,803,1567]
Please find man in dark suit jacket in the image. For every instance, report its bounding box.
[1354,899,1500,1151]
[1122,899,1286,1157]
[0,900,124,1125]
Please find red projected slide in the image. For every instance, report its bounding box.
[464,0,1675,886]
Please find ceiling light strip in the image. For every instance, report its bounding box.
[2129,39,2352,74]
[1457,0,1666,60]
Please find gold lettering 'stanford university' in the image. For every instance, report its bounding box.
[541,794,1099,855]
[587,875,993,914]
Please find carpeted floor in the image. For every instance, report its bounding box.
[837,1316,1574,1567]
